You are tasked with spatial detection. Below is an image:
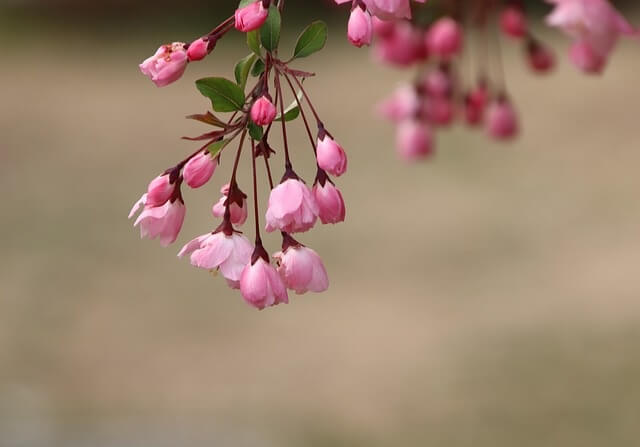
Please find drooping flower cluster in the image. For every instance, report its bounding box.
[333,0,637,161]
[131,0,345,309]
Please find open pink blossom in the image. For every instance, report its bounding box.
[361,0,426,20]
[396,120,434,161]
[235,1,269,32]
[240,258,289,310]
[316,133,348,177]
[274,245,329,294]
[313,178,346,225]
[178,231,252,288]
[250,95,277,126]
[183,150,217,189]
[139,42,188,87]
[348,5,373,47]
[212,184,248,226]
[146,174,174,207]
[486,99,519,140]
[130,195,185,247]
[265,178,319,233]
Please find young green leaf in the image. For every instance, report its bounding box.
[248,121,264,141]
[196,77,246,113]
[275,89,304,122]
[234,54,258,90]
[292,21,328,60]
[247,30,262,56]
[207,139,230,158]
[260,5,281,52]
[237,0,254,7]
[251,59,266,77]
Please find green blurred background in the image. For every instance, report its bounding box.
[2,1,640,446]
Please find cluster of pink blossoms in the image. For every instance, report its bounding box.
[333,0,637,161]
[132,0,347,309]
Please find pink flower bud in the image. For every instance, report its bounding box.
[265,178,319,233]
[374,21,428,66]
[426,18,463,59]
[423,67,452,98]
[313,179,346,225]
[130,196,185,247]
[183,150,217,189]
[396,120,434,162]
[423,97,455,127]
[527,41,555,73]
[274,246,329,294]
[377,84,420,123]
[139,42,188,88]
[240,258,289,310]
[234,1,269,33]
[250,95,277,126]
[464,82,488,126]
[348,6,373,48]
[179,232,253,287]
[212,184,248,226]
[372,16,395,38]
[568,40,606,74]
[146,174,174,207]
[316,133,348,177]
[187,38,209,62]
[500,6,528,38]
[486,98,519,140]
[363,0,413,20]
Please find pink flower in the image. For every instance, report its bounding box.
[139,42,188,87]
[464,82,488,126]
[500,6,528,38]
[423,67,452,98]
[374,21,428,66]
[371,16,395,38]
[527,41,556,73]
[183,150,217,189]
[274,246,329,294]
[396,120,434,161]
[250,95,277,126]
[362,0,426,20]
[313,177,346,225]
[187,38,209,62]
[212,184,248,226]
[235,1,269,32]
[568,40,606,73]
[265,178,319,234]
[486,98,519,140]
[348,5,373,48]
[316,133,348,177]
[130,195,185,247]
[178,231,253,288]
[146,174,174,207]
[423,97,455,127]
[378,84,420,123]
[240,257,289,310]
[426,18,463,59]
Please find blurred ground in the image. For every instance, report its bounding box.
[1,9,640,447]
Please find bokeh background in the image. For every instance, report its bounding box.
[2,1,640,446]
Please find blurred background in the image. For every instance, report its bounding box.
[2,1,640,446]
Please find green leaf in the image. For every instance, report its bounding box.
[237,0,254,7]
[260,5,281,52]
[234,54,257,91]
[251,59,265,77]
[275,89,304,122]
[248,121,264,141]
[196,77,246,113]
[292,21,328,60]
[207,139,230,158]
[247,30,261,56]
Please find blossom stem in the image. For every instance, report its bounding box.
[290,72,323,127]
[281,70,318,156]
[274,71,293,169]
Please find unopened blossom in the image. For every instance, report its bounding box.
[423,67,452,98]
[235,1,269,32]
[183,150,217,188]
[212,184,248,226]
[274,245,329,294]
[527,41,556,73]
[146,174,174,207]
[396,120,434,161]
[486,98,519,140]
[187,38,209,61]
[178,231,253,288]
[348,5,373,47]
[139,42,188,87]
[426,18,463,59]
[130,195,185,247]
[374,21,428,66]
[500,5,528,38]
[360,0,426,20]
[265,178,319,233]
[316,133,348,177]
[240,256,289,309]
[313,177,346,225]
[250,95,277,126]
[568,40,606,73]
[378,84,420,122]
